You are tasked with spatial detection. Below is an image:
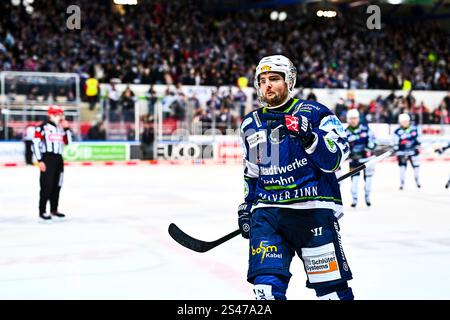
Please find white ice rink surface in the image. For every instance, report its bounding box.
[0,160,449,300]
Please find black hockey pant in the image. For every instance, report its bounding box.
[39,154,64,214]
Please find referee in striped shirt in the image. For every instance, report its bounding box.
[32,105,72,220]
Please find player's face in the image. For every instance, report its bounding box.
[400,119,410,128]
[50,114,63,123]
[349,117,359,127]
[259,72,288,107]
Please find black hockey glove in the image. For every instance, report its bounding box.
[237,203,252,239]
[263,112,314,148]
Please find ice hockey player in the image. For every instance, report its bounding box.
[392,113,421,190]
[32,105,72,220]
[345,109,376,207]
[237,55,354,300]
[435,142,450,188]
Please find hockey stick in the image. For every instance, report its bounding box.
[168,223,241,253]
[169,149,393,253]
[337,148,393,182]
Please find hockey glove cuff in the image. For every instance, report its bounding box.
[238,202,252,239]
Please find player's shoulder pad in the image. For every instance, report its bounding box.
[295,99,332,113]
[294,99,333,124]
[240,109,263,133]
[295,99,343,132]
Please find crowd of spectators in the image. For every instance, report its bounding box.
[1,86,449,142]
[1,0,449,91]
[1,0,450,142]
[100,83,245,138]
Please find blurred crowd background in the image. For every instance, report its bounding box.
[1,0,449,145]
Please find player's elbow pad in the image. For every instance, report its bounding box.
[244,176,257,203]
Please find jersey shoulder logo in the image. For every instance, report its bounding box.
[325,137,337,153]
[244,181,249,198]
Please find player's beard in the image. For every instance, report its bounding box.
[350,120,359,128]
[264,89,288,107]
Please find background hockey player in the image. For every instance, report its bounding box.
[435,141,450,188]
[23,124,35,165]
[238,55,354,300]
[392,113,421,190]
[32,105,72,220]
[345,109,376,207]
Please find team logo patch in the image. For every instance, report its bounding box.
[269,125,286,144]
[325,137,337,153]
[247,131,267,148]
[285,115,299,133]
[260,65,272,72]
[244,181,249,198]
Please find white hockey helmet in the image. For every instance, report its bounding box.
[346,108,360,121]
[398,113,410,124]
[254,55,297,109]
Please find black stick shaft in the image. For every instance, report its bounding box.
[170,149,393,252]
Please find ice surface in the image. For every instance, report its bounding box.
[0,160,449,299]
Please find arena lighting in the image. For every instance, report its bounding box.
[317,10,337,18]
[271,11,287,21]
[278,11,287,21]
[387,0,402,4]
[113,0,138,5]
[11,0,21,6]
[25,5,34,14]
[270,11,279,20]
